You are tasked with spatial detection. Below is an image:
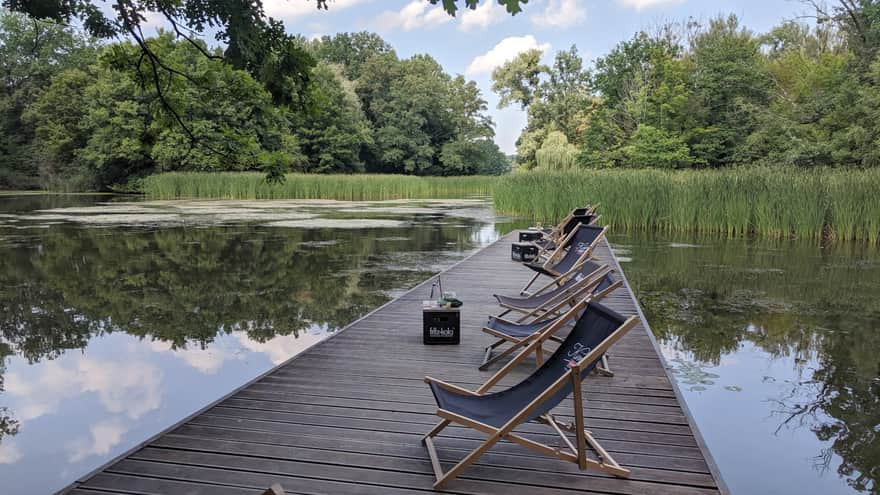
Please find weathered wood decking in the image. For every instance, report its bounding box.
[61,235,727,495]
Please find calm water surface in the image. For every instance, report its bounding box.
[615,232,879,495]
[0,194,521,494]
[1,195,878,495]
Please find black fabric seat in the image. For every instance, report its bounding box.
[428,302,627,428]
[524,225,604,277]
[485,315,559,338]
[494,261,614,310]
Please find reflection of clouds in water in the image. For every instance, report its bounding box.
[5,358,162,422]
[149,339,241,375]
[0,441,22,464]
[237,330,327,365]
[472,223,500,246]
[67,418,127,462]
[149,328,329,372]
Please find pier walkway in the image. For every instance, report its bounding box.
[61,235,726,495]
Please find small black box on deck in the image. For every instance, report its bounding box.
[423,307,460,345]
[511,242,540,262]
[519,230,543,242]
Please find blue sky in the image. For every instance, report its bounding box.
[262,0,812,153]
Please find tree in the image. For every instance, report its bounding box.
[2,1,528,171]
[688,15,770,165]
[0,9,96,188]
[24,32,297,189]
[492,46,591,167]
[621,125,696,168]
[535,130,578,170]
[357,52,495,175]
[294,63,372,173]
[311,32,394,80]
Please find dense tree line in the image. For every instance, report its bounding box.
[0,12,508,190]
[495,1,880,170]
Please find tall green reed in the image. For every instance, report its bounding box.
[493,167,880,244]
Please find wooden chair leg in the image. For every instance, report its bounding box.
[479,337,531,371]
[519,272,541,295]
[595,354,614,377]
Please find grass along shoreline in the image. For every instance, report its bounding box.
[140,169,879,243]
[141,172,495,201]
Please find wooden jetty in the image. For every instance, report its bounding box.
[60,235,728,495]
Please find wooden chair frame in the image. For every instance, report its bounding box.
[534,209,601,260]
[520,225,609,295]
[481,268,624,372]
[499,260,607,322]
[423,298,639,490]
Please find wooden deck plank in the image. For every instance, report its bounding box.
[60,235,726,495]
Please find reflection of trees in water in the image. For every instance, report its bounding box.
[0,218,485,443]
[625,233,880,493]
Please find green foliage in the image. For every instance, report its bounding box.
[294,63,371,173]
[356,52,495,175]
[141,172,497,200]
[21,32,290,190]
[311,32,394,80]
[1,14,504,190]
[498,7,880,172]
[493,167,880,243]
[535,131,578,170]
[493,46,591,168]
[621,125,696,168]
[0,10,97,188]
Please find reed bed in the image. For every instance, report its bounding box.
[142,172,497,201]
[493,167,880,244]
[141,168,879,243]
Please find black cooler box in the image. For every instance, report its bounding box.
[511,242,539,262]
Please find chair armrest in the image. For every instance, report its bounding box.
[424,376,481,396]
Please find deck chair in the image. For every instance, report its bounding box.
[520,224,608,295]
[534,213,601,255]
[495,260,612,322]
[481,268,623,371]
[533,205,599,252]
[423,300,639,489]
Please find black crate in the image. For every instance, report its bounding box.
[511,242,539,262]
[518,230,543,242]
[423,308,460,345]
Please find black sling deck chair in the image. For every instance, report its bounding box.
[520,224,609,295]
[480,266,623,371]
[533,205,600,254]
[534,212,601,256]
[495,260,613,321]
[423,300,639,490]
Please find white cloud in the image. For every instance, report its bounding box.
[459,1,506,31]
[371,0,452,32]
[264,0,365,20]
[67,418,128,462]
[237,329,327,365]
[466,35,551,76]
[617,0,686,11]
[531,0,587,29]
[5,358,162,422]
[149,339,234,375]
[0,442,22,464]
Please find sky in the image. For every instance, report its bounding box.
[261,0,813,153]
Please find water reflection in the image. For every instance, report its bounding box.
[619,233,880,495]
[0,195,520,494]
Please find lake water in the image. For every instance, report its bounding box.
[0,194,521,494]
[1,195,877,495]
[615,232,879,495]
